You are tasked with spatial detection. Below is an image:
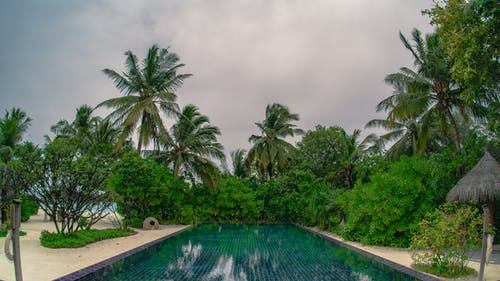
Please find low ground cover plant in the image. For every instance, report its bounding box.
[40,228,136,248]
[0,230,26,237]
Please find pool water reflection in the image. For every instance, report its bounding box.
[77,224,420,281]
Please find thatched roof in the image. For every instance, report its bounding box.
[447,152,500,202]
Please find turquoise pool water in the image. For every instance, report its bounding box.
[75,224,421,281]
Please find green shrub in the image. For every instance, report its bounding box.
[410,202,481,278]
[40,228,135,248]
[339,156,435,247]
[0,230,26,237]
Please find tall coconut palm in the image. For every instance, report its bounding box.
[0,108,32,162]
[365,117,432,160]
[230,149,249,178]
[378,29,486,150]
[336,129,368,189]
[49,104,94,139]
[158,105,225,188]
[0,108,32,148]
[83,118,120,147]
[246,103,303,180]
[97,44,191,153]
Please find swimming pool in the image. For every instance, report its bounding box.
[57,224,437,281]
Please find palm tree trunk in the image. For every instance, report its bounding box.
[267,164,274,179]
[444,107,461,150]
[173,160,180,182]
[137,137,143,154]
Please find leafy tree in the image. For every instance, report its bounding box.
[247,103,303,180]
[378,29,486,150]
[108,152,182,227]
[296,126,368,188]
[295,125,344,181]
[0,161,23,225]
[424,0,499,103]
[18,138,113,234]
[97,44,191,153]
[157,104,225,188]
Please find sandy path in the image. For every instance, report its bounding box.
[0,213,189,281]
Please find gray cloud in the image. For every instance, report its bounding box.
[0,0,433,158]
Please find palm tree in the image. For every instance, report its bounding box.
[82,118,121,148]
[230,149,249,178]
[49,105,94,139]
[246,103,303,180]
[0,107,31,224]
[0,108,32,162]
[97,44,191,153]
[378,29,486,150]
[336,129,367,189]
[365,118,432,160]
[158,105,225,188]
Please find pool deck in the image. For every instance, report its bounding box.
[1,215,499,281]
[0,213,189,281]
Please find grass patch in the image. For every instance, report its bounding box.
[413,263,475,278]
[0,230,27,237]
[40,228,136,248]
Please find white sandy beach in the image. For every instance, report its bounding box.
[1,213,499,281]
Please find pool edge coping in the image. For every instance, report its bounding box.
[52,225,193,281]
[296,224,443,281]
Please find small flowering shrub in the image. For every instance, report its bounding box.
[410,202,481,278]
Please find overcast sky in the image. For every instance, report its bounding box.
[0,0,434,159]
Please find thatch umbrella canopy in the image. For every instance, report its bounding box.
[447,151,500,281]
[447,151,500,203]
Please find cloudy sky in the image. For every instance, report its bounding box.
[0,0,433,158]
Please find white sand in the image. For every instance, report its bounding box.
[2,215,499,281]
[0,212,189,281]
